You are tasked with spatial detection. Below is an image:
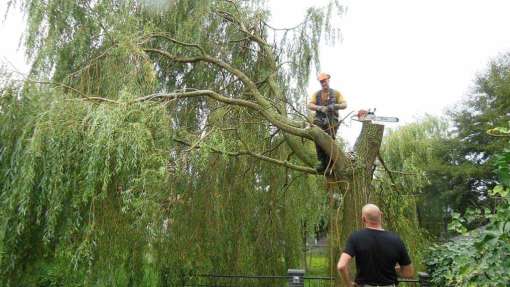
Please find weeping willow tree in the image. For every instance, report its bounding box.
[375,116,450,269]
[1,0,424,286]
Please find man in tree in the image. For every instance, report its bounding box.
[307,73,347,173]
[337,204,414,287]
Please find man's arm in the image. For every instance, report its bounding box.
[337,252,356,287]
[308,102,324,112]
[396,239,414,278]
[308,102,328,113]
[308,94,327,112]
[329,91,347,111]
[396,264,414,278]
[333,102,347,110]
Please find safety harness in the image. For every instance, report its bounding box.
[315,88,339,126]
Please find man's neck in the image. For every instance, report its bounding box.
[365,224,384,231]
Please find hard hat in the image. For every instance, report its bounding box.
[317,73,331,81]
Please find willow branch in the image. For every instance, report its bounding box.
[377,152,397,186]
[80,96,121,104]
[262,19,306,31]
[145,33,206,55]
[174,138,316,174]
[136,90,260,110]
[21,79,88,98]
[184,128,215,152]
[143,48,310,138]
[375,168,418,176]
[262,137,285,156]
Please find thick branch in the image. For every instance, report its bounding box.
[214,11,318,167]
[308,126,351,176]
[137,90,260,110]
[143,48,310,139]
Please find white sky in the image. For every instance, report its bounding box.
[270,0,510,146]
[2,1,510,145]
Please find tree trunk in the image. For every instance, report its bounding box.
[326,122,385,280]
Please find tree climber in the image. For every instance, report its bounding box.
[307,73,347,173]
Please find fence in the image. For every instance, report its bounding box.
[182,270,431,287]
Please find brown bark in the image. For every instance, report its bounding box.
[326,122,385,279]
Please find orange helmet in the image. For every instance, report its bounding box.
[317,73,331,81]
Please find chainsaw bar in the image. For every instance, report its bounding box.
[351,112,399,123]
[360,115,399,122]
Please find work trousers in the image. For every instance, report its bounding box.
[314,118,339,169]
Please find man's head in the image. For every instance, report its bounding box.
[361,203,383,227]
[317,72,330,90]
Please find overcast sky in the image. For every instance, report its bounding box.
[270,0,510,145]
[2,1,510,145]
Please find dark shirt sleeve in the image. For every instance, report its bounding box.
[343,234,356,257]
[397,239,412,266]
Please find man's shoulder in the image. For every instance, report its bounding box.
[349,228,373,238]
[351,229,401,239]
[310,90,322,98]
[331,89,345,101]
[378,230,406,245]
[382,230,401,238]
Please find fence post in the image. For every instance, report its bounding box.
[418,272,431,287]
[288,269,305,287]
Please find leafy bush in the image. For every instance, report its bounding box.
[425,125,510,286]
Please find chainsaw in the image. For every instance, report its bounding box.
[351,108,399,123]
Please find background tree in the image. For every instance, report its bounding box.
[445,54,510,214]
[425,123,510,286]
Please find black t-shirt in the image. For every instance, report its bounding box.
[344,228,411,285]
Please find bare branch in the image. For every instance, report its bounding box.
[261,19,306,31]
[377,152,417,177]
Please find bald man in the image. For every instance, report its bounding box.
[337,204,414,287]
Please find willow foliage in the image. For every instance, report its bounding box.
[375,116,450,267]
[1,0,341,286]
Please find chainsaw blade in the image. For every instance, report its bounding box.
[358,115,399,123]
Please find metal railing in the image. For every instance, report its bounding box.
[181,271,431,287]
[183,274,289,287]
[182,274,334,287]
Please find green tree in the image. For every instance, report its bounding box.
[425,124,510,287]
[0,0,424,285]
[0,1,344,285]
[446,53,510,212]
[376,115,449,260]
